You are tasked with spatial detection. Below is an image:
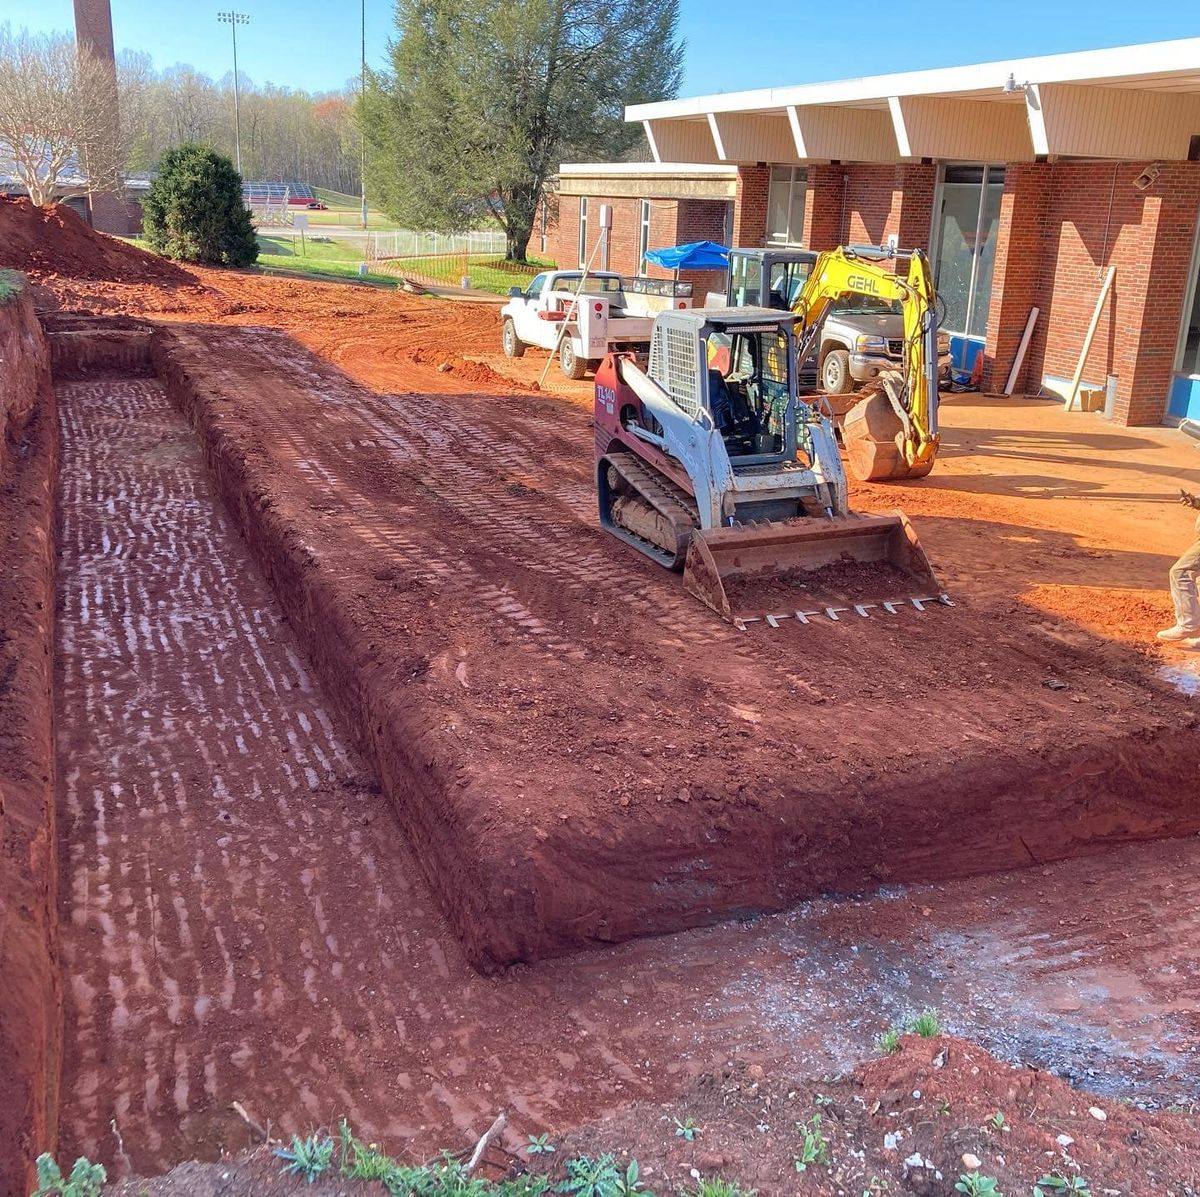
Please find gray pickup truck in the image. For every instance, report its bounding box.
[726,247,951,395]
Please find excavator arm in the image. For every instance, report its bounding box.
[792,248,941,481]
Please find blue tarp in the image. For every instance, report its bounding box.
[643,240,729,271]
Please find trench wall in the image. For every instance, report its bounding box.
[147,334,512,969]
[0,278,61,1197]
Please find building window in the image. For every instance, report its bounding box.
[578,197,588,267]
[539,198,548,255]
[766,166,807,246]
[932,164,1005,338]
[639,199,651,272]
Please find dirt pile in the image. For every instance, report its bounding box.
[0,196,192,285]
[104,1035,1200,1194]
[547,1036,1200,1195]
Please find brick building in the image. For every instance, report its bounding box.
[548,163,737,299]
[550,39,1200,426]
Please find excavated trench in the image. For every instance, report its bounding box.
[5,312,1199,1183]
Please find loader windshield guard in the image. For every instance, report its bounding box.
[703,323,793,465]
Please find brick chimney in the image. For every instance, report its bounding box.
[72,0,130,233]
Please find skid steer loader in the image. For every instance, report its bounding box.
[594,307,944,625]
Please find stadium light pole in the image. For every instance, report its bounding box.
[360,0,368,229]
[217,11,250,175]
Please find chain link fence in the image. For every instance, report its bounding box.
[367,229,511,289]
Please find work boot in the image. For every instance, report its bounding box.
[1157,624,1200,641]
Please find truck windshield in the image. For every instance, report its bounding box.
[830,294,902,317]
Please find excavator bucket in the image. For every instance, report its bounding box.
[841,380,936,482]
[681,512,942,626]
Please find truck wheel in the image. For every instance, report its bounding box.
[822,349,853,395]
[501,318,525,358]
[560,338,588,380]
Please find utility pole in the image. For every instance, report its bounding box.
[217,11,250,175]
[360,0,368,229]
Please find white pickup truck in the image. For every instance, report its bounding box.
[500,270,694,379]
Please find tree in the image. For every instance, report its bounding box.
[359,0,682,261]
[141,143,258,266]
[0,25,128,205]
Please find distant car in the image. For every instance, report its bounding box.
[306,201,328,210]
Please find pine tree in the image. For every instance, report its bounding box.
[142,143,258,266]
[359,0,682,262]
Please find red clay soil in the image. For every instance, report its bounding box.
[541,1036,1200,1195]
[0,196,193,286]
[103,1035,1200,1195]
[0,287,61,1197]
[145,317,1200,972]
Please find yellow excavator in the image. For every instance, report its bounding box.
[727,245,942,481]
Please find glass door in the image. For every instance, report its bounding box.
[933,165,1005,339]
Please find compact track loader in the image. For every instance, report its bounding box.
[594,308,943,624]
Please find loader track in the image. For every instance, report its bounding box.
[602,450,700,569]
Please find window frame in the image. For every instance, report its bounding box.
[639,199,651,273]
[931,163,1006,339]
[1174,199,1200,381]
[578,197,589,268]
[765,166,807,247]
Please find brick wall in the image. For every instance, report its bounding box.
[733,165,770,246]
[982,163,1051,393]
[72,0,115,58]
[744,162,935,258]
[551,158,1200,425]
[72,0,127,236]
[984,160,1200,423]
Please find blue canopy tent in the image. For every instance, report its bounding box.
[643,241,729,273]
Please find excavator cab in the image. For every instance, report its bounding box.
[728,248,818,311]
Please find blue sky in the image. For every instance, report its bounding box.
[2,0,1197,96]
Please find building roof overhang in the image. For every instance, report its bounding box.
[624,38,1200,166]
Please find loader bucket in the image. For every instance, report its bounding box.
[681,512,942,625]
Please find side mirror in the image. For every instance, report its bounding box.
[509,286,523,298]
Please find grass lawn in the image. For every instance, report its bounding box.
[255,234,399,287]
[258,233,363,263]
[394,254,551,295]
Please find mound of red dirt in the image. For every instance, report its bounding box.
[545,1036,1200,1195]
[0,196,192,285]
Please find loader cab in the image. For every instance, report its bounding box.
[647,308,798,469]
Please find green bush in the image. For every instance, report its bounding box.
[142,143,258,267]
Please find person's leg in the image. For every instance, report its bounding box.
[1169,539,1200,632]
